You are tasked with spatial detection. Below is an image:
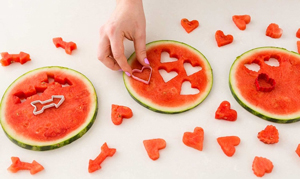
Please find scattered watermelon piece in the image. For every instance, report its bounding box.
[88,143,116,173]
[215,30,234,47]
[181,18,199,33]
[296,144,300,157]
[143,138,166,160]
[182,127,204,151]
[255,73,276,92]
[296,28,300,38]
[257,125,279,144]
[215,101,237,121]
[232,15,251,30]
[0,66,98,150]
[0,52,31,66]
[217,136,240,157]
[229,47,300,123]
[252,156,273,177]
[8,157,44,175]
[297,41,300,54]
[266,23,282,38]
[111,104,133,125]
[124,40,213,113]
[53,37,77,55]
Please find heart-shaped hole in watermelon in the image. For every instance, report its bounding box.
[180,80,200,95]
[264,57,280,67]
[158,68,178,83]
[244,61,261,72]
[183,62,202,76]
[160,51,178,63]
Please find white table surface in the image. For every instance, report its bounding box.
[1,0,300,178]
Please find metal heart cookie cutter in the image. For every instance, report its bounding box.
[131,66,152,84]
[31,95,65,115]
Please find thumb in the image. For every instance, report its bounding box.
[133,33,149,66]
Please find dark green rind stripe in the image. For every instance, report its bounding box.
[229,47,300,124]
[124,40,213,114]
[0,66,98,151]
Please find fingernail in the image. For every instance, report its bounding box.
[125,72,131,77]
[118,69,123,72]
[144,58,149,65]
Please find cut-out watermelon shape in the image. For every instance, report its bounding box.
[123,40,213,113]
[229,47,300,123]
[0,66,98,150]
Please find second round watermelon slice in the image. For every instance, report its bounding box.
[123,40,213,113]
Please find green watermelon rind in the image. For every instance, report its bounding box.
[229,46,300,123]
[123,40,213,114]
[0,66,98,150]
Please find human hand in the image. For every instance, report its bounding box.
[97,0,149,76]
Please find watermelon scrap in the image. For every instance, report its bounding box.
[296,28,300,38]
[252,156,274,177]
[255,73,276,92]
[8,157,44,175]
[143,138,166,160]
[215,30,234,47]
[266,23,282,38]
[257,125,279,144]
[111,104,133,125]
[217,136,240,157]
[0,52,31,66]
[215,101,237,121]
[297,41,300,54]
[232,15,251,30]
[88,143,116,173]
[181,18,199,33]
[296,144,300,157]
[182,127,204,151]
[53,37,77,55]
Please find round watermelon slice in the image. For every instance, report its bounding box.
[123,40,213,113]
[229,47,300,123]
[0,66,98,150]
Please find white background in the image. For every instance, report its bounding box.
[1,0,300,178]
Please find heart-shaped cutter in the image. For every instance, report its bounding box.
[255,73,276,92]
[131,66,152,84]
